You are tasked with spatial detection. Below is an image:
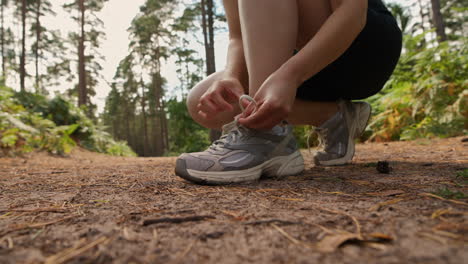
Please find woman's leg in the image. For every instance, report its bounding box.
[238,0,338,126]
[188,0,341,129]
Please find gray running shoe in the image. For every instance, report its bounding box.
[175,98,304,185]
[313,100,371,166]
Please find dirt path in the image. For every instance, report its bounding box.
[0,137,467,264]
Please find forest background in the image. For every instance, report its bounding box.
[0,0,466,157]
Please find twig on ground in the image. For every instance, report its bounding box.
[171,239,196,264]
[0,207,69,213]
[313,205,362,239]
[44,236,110,264]
[244,219,302,226]
[419,193,468,206]
[369,198,406,212]
[0,215,78,237]
[142,215,215,226]
[271,224,301,245]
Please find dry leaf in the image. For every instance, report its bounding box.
[316,233,360,253]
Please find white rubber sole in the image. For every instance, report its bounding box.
[316,102,371,166]
[186,151,305,184]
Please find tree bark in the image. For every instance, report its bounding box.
[161,98,169,153]
[140,79,148,157]
[430,0,447,42]
[200,0,216,75]
[78,0,87,106]
[1,0,5,81]
[35,0,41,93]
[201,0,220,142]
[20,0,26,92]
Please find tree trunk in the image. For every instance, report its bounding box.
[20,0,26,92]
[1,0,5,81]
[201,0,220,142]
[152,72,164,156]
[200,0,216,76]
[35,0,41,93]
[140,80,148,157]
[161,98,169,153]
[206,0,216,74]
[78,0,87,106]
[430,0,447,42]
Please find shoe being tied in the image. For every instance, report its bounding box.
[175,96,304,185]
[313,100,371,166]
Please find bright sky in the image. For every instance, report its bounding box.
[11,0,406,112]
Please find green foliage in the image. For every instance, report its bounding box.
[433,187,467,199]
[365,36,467,141]
[165,98,210,155]
[455,169,468,185]
[0,85,135,156]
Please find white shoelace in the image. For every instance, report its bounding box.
[210,95,257,151]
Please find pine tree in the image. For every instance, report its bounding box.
[200,0,220,142]
[30,0,55,93]
[19,0,27,91]
[129,0,176,156]
[63,0,107,115]
[430,0,448,42]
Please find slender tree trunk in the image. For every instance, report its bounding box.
[200,0,216,75]
[153,72,163,156]
[140,80,148,157]
[206,0,215,74]
[20,0,26,92]
[201,0,220,142]
[1,0,5,81]
[78,0,87,106]
[430,0,447,42]
[35,0,41,93]
[161,98,169,153]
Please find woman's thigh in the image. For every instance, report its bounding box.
[296,8,402,101]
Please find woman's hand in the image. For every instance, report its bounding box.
[197,78,245,120]
[238,70,299,130]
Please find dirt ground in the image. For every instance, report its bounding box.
[0,137,467,264]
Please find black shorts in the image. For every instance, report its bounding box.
[295,4,402,101]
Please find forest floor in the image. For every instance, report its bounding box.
[0,137,467,264]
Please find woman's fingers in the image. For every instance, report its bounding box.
[212,91,234,111]
[198,97,219,114]
[224,84,243,102]
[238,102,272,127]
[238,101,289,130]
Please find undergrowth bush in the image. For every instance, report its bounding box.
[365,36,467,141]
[0,85,136,157]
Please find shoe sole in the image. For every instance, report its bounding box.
[316,102,371,166]
[175,151,305,185]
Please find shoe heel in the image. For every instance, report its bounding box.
[355,103,372,136]
[264,151,304,178]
